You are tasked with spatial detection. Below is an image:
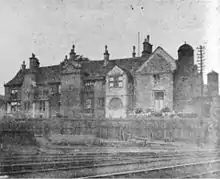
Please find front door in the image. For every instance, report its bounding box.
[154,91,164,112]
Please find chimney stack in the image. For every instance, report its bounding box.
[69,44,76,59]
[142,35,153,57]
[21,61,26,71]
[29,53,40,72]
[132,46,136,57]
[104,45,110,66]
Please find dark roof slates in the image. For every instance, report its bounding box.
[5,54,151,86]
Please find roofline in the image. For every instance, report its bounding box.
[89,56,141,62]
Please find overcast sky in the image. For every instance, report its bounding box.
[0,0,219,95]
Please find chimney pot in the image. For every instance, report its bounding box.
[21,61,26,71]
[147,35,150,42]
[132,45,136,57]
[69,44,76,59]
[29,53,40,72]
[142,35,153,56]
[104,45,110,66]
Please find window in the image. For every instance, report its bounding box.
[24,101,31,111]
[109,98,123,109]
[98,97,105,108]
[11,89,18,94]
[84,81,94,91]
[58,85,61,94]
[11,101,20,112]
[85,99,92,109]
[39,101,46,111]
[43,89,49,96]
[109,75,123,88]
[153,74,160,85]
[11,89,18,99]
[154,91,164,100]
[85,81,94,87]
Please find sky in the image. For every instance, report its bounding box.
[0,0,219,95]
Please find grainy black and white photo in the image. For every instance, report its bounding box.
[0,0,220,178]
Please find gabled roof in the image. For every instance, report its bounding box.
[208,70,218,75]
[36,65,61,84]
[5,53,151,86]
[82,55,150,79]
[4,69,28,87]
[5,65,61,87]
[136,46,176,73]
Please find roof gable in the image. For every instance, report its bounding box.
[137,46,176,74]
[107,65,125,76]
[37,65,61,84]
[5,69,27,87]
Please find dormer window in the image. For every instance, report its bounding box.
[109,75,123,88]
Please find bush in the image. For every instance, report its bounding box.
[0,117,38,146]
[161,107,171,113]
[135,108,143,114]
[177,113,198,118]
[145,108,153,113]
[152,111,163,117]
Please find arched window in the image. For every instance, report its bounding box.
[109,97,123,109]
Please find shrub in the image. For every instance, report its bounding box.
[177,113,198,118]
[152,111,163,117]
[145,108,153,113]
[161,107,171,113]
[135,108,143,114]
[0,117,38,146]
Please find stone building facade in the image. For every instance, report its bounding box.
[4,36,209,118]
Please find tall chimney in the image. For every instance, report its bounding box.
[21,61,26,71]
[142,35,153,57]
[132,46,136,57]
[104,45,110,66]
[69,44,76,59]
[29,53,40,72]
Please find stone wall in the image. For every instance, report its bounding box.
[94,81,105,117]
[105,67,129,118]
[24,117,217,145]
[135,72,173,111]
[60,72,82,118]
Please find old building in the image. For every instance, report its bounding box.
[4,36,206,118]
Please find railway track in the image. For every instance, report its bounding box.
[1,149,219,178]
[83,158,220,178]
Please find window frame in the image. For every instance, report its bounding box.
[11,101,21,112]
[39,101,46,112]
[85,98,92,109]
[109,75,123,88]
[24,101,31,111]
[97,97,105,108]
[154,91,164,100]
[10,89,19,99]
[153,74,160,85]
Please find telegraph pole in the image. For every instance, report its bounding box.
[196,45,205,97]
[137,32,140,57]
